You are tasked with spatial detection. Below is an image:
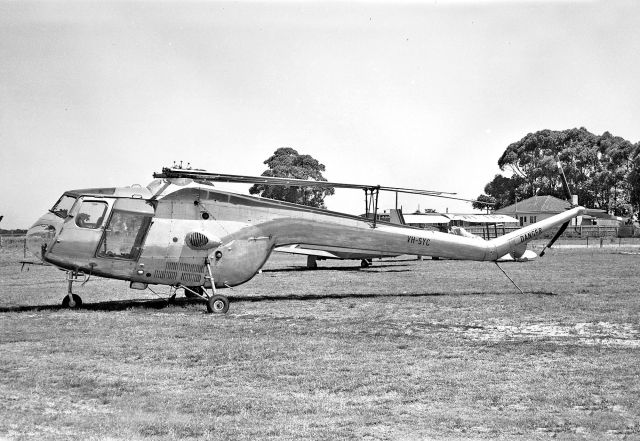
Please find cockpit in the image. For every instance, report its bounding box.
[26,188,155,266]
[49,194,78,219]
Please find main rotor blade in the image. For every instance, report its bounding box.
[539,221,569,257]
[155,168,454,197]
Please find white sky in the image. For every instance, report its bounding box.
[1,0,639,229]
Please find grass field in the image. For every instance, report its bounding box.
[1,243,639,440]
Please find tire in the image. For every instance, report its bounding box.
[206,295,230,314]
[62,294,83,308]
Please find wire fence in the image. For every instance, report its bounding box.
[531,236,640,249]
[464,224,639,240]
[0,235,29,258]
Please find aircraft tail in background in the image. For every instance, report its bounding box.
[389,209,405,225]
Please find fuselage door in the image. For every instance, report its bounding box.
[47,197,114,264]
[97,198,155,261]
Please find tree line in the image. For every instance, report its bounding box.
[473,128,640,218]
[252,129,640,220]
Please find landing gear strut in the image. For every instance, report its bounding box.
[62,271,86,308]
[178,257,230,314]
[184,286,204,298]
[181,285,230,314]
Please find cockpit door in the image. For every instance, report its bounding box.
[47,197,114,262]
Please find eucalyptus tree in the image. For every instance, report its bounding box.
[249,147,335,208]
[477,128,638,216]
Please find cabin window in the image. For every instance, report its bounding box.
[50,195,77,219]
[97,199,154,260]
[75,201,107,229]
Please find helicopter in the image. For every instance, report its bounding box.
[25,165,585,313]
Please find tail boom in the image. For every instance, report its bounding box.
[488,206,585,260]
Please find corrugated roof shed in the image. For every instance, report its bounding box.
[446,214,518,223]
[494,195,570,214]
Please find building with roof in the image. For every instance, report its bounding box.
[402,212,451,230]
[493,195,576,227]
[385,209,518,238]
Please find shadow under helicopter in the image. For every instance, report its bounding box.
[0,289,556,313]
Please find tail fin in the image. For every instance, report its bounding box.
[389,208,406,225]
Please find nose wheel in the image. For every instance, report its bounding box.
[62,294,83,308]
[62,271,87,309]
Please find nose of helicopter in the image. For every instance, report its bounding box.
[26,214,63,260]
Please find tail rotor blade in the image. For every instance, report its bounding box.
[539,221,569,257]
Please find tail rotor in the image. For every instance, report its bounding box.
[539,160,574,257]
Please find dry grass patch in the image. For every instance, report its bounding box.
[1,248,639,440]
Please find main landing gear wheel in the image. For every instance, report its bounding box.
[360,259,372,268]
[62,294,83,309]
[206,295,230,314]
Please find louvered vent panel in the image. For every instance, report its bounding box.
[179,262,205,273]
[153,270,178,280]
[180,273,202,283]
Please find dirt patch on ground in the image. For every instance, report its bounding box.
[460,321,640,347]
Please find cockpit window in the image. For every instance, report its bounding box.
[49,195,77,218]
[75,201,107,229]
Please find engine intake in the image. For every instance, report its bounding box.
[185,231,221,250]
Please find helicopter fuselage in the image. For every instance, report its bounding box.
[27,182,584,292]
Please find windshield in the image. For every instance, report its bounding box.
[49,194,78,218]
